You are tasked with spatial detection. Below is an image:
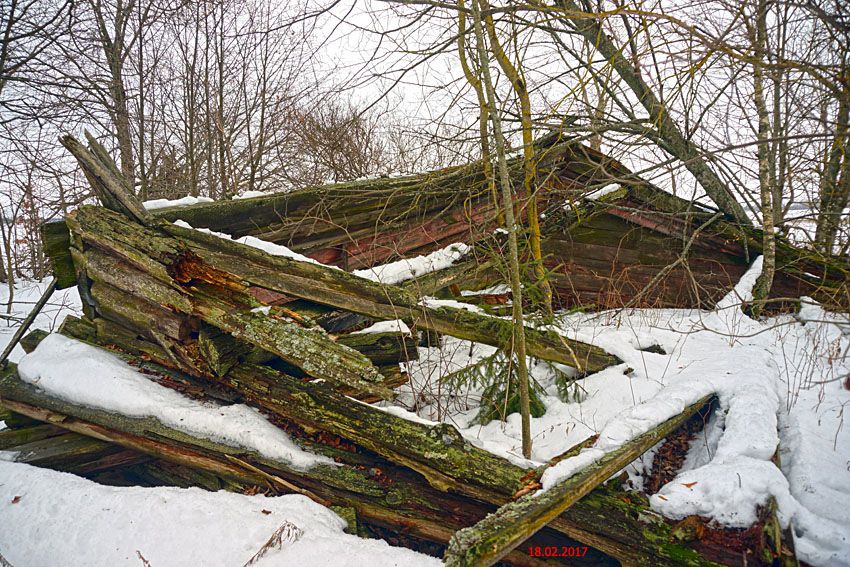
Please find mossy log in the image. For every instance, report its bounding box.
[59,133,153,226]
[0,365,558,567]
[20,329,50,354]
[443,395,714,566]
[35,323,734,565]
[41,220,77,289]
[336,331,418,366]
[197,327,275,377]
[0,423,67,449]
[66,205,619,373]
[81,244,394,400]
[6,427,148,473]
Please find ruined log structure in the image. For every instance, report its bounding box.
[1,133,828,564]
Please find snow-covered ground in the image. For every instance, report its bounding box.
[0,280,81,366]
[0,460,437,567]
[1,259,849,565]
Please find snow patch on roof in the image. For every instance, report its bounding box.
[585,183,622,200]
[143,196,214,210]
[353,243,470,285]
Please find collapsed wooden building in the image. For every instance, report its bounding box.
[2,133,846,565]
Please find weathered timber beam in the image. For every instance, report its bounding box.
[0,366,551,567]
[53,320,725,565]
[20,329,50,354]
[82,245,394,400]
[197,327,275,377]
[60,134,152,226]
[191,293,394,400]
[0,423,67,449]
[65,206,618,372]
[6,426,147,472]
[443,394,714,566]
[336,331,418,366]
[222,363,527,500]
[41,220,77,289]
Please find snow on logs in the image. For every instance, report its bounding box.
[0,333,722,566]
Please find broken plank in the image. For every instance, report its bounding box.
[443,394,715,566]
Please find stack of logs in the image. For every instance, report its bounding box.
[0,135,796,566]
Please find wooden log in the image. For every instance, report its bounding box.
[336,331,418,366]
[50,322,730,565]
[192,293,394,400]
[197,327,275,377]
[91,280,191,341]
[0,423,67,449]
[443,395,714,566]
[82,244,394,400]
[66,206,620,373]
[41,220,77,289]
[8,429,148,473]
[59,133,153,226]
[0,366,556,567]
[20,329,50,354]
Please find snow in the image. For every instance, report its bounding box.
[173,220,335,268]
[0,280,81,369]
[0,460,438,567]
[351,319,411,335]
[17,334,332,471]
[584,183,622,200]
[714,254,763,310]
[419,297,485,313]
[460,284,511,297]
[397,257,850,565]
[352,243,470,285]
[143,196,214,210]
[235,190,275,199]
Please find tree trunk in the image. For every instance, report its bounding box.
[750,0,776,317]
[554,0,752,226]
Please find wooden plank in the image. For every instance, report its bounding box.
[443,395,715,566]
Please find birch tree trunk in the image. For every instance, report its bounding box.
[750,0,776,316]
